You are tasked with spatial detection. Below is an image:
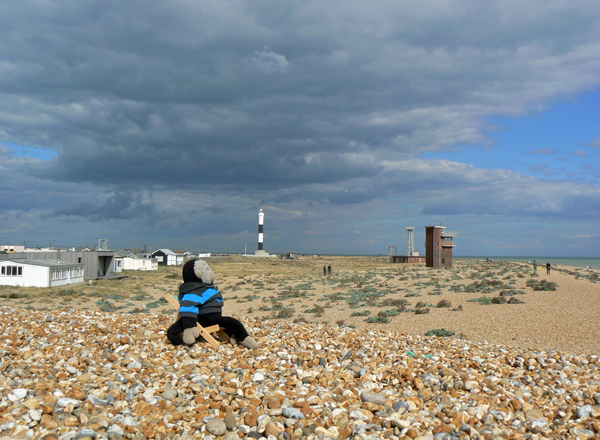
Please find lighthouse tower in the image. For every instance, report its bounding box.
[258,209,264,251]
[254,209,271,256]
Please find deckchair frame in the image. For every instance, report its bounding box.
[163,293,223,349]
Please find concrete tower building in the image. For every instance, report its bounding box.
[425,225,456,267]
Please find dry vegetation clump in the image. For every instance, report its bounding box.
[526,279,558,291]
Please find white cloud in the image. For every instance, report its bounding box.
[249,46,290,74]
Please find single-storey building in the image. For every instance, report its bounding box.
[391,255,426,264]
[152,249,184,266]
[114,253,124,273]
[0,245,26,253]
[0,250,115,279]
[0,259,85,287]
[122,256,158,271]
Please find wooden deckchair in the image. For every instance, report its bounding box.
[163,293,226,350]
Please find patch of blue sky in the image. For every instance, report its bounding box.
[421,88,600,184]
[5,142,58,161]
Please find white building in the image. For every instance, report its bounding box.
[114,256,124,273]
[1,245,26,253]
[122,256,158,271]
[0,259,85,287]
[151,249,184,266]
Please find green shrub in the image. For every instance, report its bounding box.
[275,307,295,319]
[425,328,455,337]
[96,299,117,312]
[306,305,325,316]
[467,296,493,305]
[437,299,452,308]
[365,314,390,324]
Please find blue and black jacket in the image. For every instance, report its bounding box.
[178,282,224,320]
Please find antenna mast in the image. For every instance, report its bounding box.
[406,227,415,256]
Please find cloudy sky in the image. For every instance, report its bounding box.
[1,0,599,257]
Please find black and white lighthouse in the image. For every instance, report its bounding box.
[254,208,271,256]
[258,209,264,252]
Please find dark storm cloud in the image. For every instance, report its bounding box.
[3,1,599,189]
[47,190,157,222]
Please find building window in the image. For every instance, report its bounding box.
[1,266,22,276]
[78,257,82,263]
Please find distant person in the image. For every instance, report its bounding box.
[328,264,332,275]
[533,260,538,276]
[546,262,551,275]
[323,265,327,276]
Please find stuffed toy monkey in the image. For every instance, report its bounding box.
[166,259,258,349]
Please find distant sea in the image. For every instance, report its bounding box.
[457,256,600,270]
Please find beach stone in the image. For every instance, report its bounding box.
[527,418,548,433]
[257,414,271,433]
[75,429,97,439]
[24,398,40,409]
[577,404,593,419]
[12,388,28,400]
[264,421,284,437]
[224,411,237,430]
[87,395,109,406]
[393,401,410,412]
[107,425,124,436]
[253,372,265,382]
[349,409,371,421]
[391,418,411,429]
[223,433,241,440]
[463,381,479,391]
[77,373,91,383]
[206,418,227,436]
[267,395,281,409]
[360,391,386,406]
[127,361,142,371]
[115,374,128,384]
[29,409,43,421]
[282,408,304,419]
[41,414,59,429]
[338,427,353,440]
[162,389,177,400]
[57,398,81,408]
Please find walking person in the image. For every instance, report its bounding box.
[546,262,551,275]
[328,264,331,275]
[533,260,538,276]
[323,265,327,276]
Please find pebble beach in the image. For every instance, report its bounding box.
[0,257,599,440]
